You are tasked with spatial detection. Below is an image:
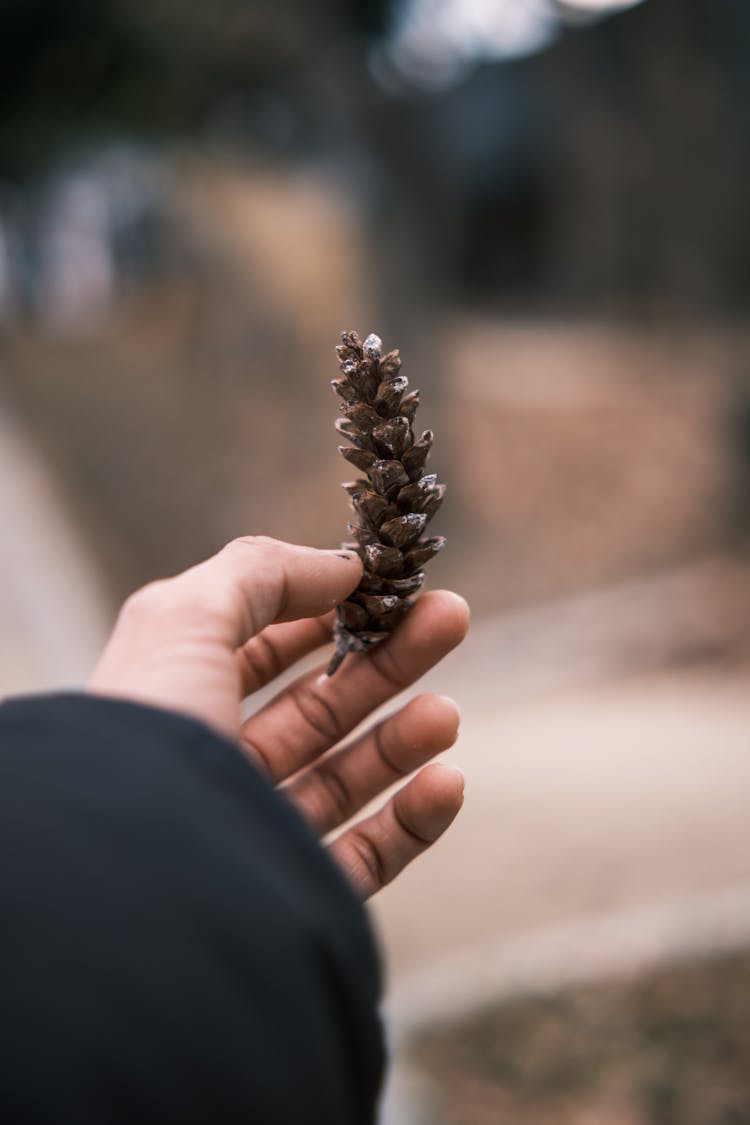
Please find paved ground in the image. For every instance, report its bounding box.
[374,662,750,995]
[372,577,750,1122]
[376,659,750,1122]
[0,402,110,697]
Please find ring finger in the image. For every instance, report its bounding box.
[283,693,460,836]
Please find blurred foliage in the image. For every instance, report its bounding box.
[2,0,750,313]
[0,0,368,175]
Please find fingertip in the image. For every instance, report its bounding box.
[323,548,364,595]
[428,760,466,801]
[407,693,461,747]
[417,589,471,643]
[400,761,465,842]
[325,548,361,565]
[436,591,471,638]
[437,590,471,617]
[435,693,461,732]
[214,538,366,633]
[274,544,363,622]
[420,761,466,817]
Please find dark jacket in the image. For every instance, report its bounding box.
[0,693,384,1123]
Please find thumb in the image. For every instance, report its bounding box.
[89,539,363,735]
[143,537,363,644]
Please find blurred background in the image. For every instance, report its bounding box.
[2,0,750,1121]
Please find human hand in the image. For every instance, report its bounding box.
[89,537,469,899]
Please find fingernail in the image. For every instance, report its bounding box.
[328,550,358,562]
[440,762,465,793]
[436,694,461,722]
[442,591,471,620]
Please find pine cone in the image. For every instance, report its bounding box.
[327,330,446,675]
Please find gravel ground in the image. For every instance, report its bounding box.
[408,951,750,1125]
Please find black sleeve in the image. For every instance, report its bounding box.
[0,693,384,1125]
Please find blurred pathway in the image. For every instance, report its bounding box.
[0,401,110,696]
[377,663,750,1002]
[375,565,750,1122]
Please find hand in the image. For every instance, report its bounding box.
[89,537,469,899]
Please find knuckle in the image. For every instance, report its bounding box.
[316,763,352,825]
[373,720,403,776]
[120,579,175,623]
[290,682,344,746]
[239,632,283,689]
[225,535,280,556]
[350,831,387,892]
[370,647,409,694]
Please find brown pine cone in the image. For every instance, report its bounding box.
[327,330,446,675]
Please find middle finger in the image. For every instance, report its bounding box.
[239,590,468,782]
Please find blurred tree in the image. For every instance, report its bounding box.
[1,0,748,314]
[0,0,355,175]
